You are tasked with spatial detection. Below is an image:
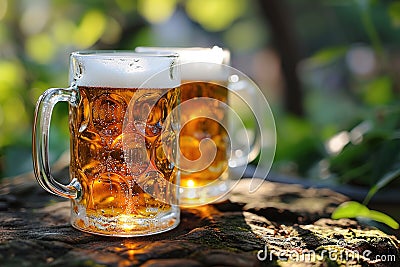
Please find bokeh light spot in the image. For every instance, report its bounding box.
[0,61,24,94]
[138,0,177,24]
[26,34,55,64]
[74,10,106,49]
[51,19,76,45]
[19,1,49,36]
[0,0,7,21]
[186,0,245,31]
[224,19,266,51]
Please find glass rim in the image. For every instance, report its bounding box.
[70,50,179,59]
[135,46,230,53]
[135,46,230,65]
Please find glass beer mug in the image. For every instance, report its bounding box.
[33,51,181,236]
[136,46,261,206]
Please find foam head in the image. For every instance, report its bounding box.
[69,51,180,88]
[135,46,231,81]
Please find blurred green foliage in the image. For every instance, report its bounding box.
[275,0,400,191]
[0,0,256,177]
[0,0,399,192]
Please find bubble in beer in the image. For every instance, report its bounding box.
[90,172,130,215]
[132,91,165,137]
[123,132,150,176]
[92,92,127,137]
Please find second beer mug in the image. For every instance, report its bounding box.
[136,46,261,206]
[33,51,181,236]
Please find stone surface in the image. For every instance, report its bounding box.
[0,168,399,266]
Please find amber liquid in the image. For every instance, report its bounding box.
[180,81,229,188]
[70,86,179,220]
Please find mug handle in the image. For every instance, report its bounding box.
[32,87,81,199]
[228,81,262,168]
[229,123,261,168]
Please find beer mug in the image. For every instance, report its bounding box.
[33,51,181,236]
[136,46,261,206]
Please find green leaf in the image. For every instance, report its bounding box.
[332,201,399,229]
[374,162,400,190]
[332,201,370,218]
[367,210,400,230]
[363,168,400,205]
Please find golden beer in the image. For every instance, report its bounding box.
[135,46,232,205]
[179,82,229,187]
[70,86,179,233]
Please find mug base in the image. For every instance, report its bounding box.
[179,180,231,207]
[70,205,180,237]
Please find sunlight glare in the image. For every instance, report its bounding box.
[325,131,350,155]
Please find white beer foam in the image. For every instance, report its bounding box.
[71,52,180,88]
[135,46,230,81]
